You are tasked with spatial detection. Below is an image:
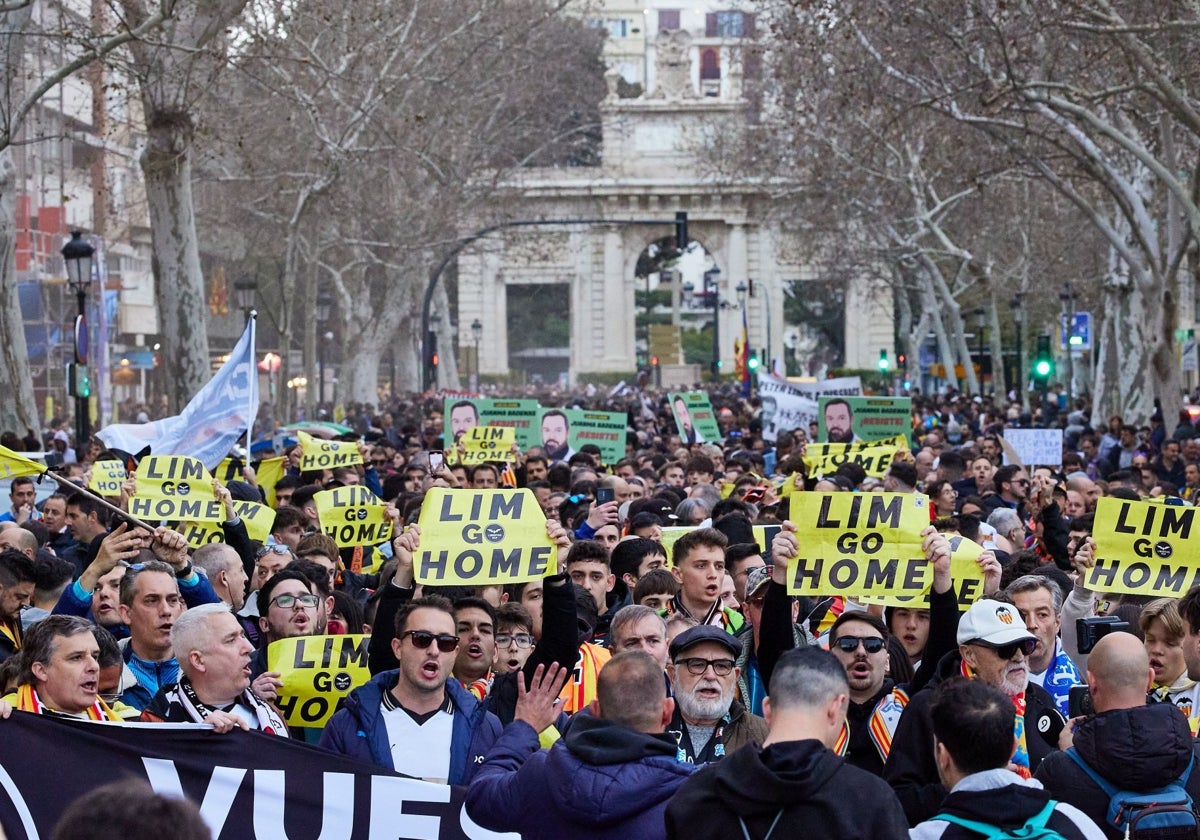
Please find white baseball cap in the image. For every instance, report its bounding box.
[956,599,1036,646]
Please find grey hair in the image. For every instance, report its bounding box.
[986,508,1023,536]
[1003,574,1064,615]
[675,497,713,523]
[767,647,849,711]
[18,615,95,686]
[192,543,240,579]
[171,602,234,667]
[608,604,667,650]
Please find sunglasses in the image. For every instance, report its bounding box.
[976,638,1038,659]
[256,544,291,559]
[495,633,534,649]
[402,630,459,652]
[834,635,886,654]
[675,657,736,676]
[1012,479,1030,486]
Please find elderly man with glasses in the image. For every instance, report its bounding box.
[884,599,1067,826]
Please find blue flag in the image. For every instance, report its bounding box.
[97,318,259,470]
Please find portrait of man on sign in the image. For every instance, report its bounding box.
[450,400,480,441]
[541,410,575,463]
[822,398,858,444]
[673,396,705,445]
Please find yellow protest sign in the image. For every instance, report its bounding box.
[802,434,907,478]
[787,492,930,597]
[314,485,392,548]
[298,430,363,471]
[0,445,46,479]
[460,426,516,465]
[255,456,286,507]
[1085,497,1200,597]
[129,456,224,522]
[415,488,555,586]
[179,501,278,549]
[268,634,370,728]
[860,535,986,612]
[88,460,127,496]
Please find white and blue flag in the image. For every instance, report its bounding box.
[97,317,258,470]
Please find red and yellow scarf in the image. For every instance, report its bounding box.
[961,658,1030,778]
[0,620,20,654]
[15,684,121,722]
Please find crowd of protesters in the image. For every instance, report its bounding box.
[2,379,1200,838]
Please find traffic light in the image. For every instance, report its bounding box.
[650,355,659,367]
[1033,334,1053,382]
[674,211,688,253]
[878,349,889,371]
[68,363,90,398]
[747,353,760,372]
[427,332,439,378]
[897,352,906,368]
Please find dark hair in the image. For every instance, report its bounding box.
[18,615,95,685]
[393,594,456,638]
[541,409,569,430]
[496,602,533,634]
[272,505,308,531]
[258,569,315,614]
[64,491,106,525]
[610,538,666,584]
[291,486,321,511]
[887,462,918,489]
[930,678,1016,775]
[566,539,611,569]
[32,554,74,599]
[453,595,497,626]
[672,526,728,567]
[329,590,366,634]
[725,543,764,577]
[287,558,333,597]
[92,624,122,669]
[0,551,35,590]
[829,610,889,644]
[449,400,479,420]
[993,465,1022,491]
[834,461,867,488]
[685,454,715,475]
[51,780,209,840]
[632,568,678,602]
[1179,585,1200,637]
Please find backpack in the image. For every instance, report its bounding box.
[935,800,1068,839]
[1066,747,1199,839]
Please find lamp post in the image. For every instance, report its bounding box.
[470,319,483,391]
[1010,293,1024,409]
[316,289,332,408]
[706,266,722,381]
[62,231,95,448]
[974,307,986,393]
[234,275,256,321]
[1059,283,1074,399]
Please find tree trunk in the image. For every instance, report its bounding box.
[1092,266,1160,427]
[0,147,40,434]
[140,111,211,412]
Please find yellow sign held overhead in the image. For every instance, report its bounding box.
[298,430,362,471]
[129,456,223,522]
[268,634,370,728]
[88,460,127,496]
[460,426,516,465]
[1086,497,1200,597]
[802,434,907,479]
[787,492,930,598]
[860,535,986,612]
[313,485,392,548]
[179,501,277,549]
[415,488,555,586]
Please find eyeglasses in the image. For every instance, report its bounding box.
[402,630,459,652]
[975,638,1038,659]
[269,593,320,610]
[675,657,736,676]
[256,545,291,559]
[1012,479,1030,486]
[495,633,534,649]
[833,635,886,654]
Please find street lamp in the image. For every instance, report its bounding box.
[234,275,256,321]
[470,318,483,390]
[62,231,95,448]
[974,307,986,391]
[1010,293,1024,408]
[706,266,722,381]
[316,289,332,407]
[1059,283,1075,399]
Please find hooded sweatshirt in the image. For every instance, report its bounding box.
[665,738,909,840]
[1035,703,1200,840]
[466,715,694,839]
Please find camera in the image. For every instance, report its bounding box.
[596,487,615,505]
[1076,615,1131,654]
[1068,685,1094,718]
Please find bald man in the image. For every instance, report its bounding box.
[0,528,37,561]
[1035,632,1200,839]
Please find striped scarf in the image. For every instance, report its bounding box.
[0,619,20,653]
[833,688,909,762]
[961,658,1030,778]
[16,683,120,721]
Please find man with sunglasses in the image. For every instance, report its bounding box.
[320,595,501,784]
[665,625,767,764]
[983,465,1031,522]
[885,599,1066,826]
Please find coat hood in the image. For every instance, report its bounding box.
[1073,703,1195,790]
[707,739,841,817]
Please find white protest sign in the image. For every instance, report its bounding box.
[1002,429,1064,467]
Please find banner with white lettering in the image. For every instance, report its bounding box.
[0,713,514,840]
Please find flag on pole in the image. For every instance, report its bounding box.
[738,305,751,397]
[499,462,518,488]
[0,446,46,480]
[97,317,259,470]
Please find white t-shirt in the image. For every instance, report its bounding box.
[380,691,454,783]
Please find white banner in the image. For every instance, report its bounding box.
[757,373,862,442]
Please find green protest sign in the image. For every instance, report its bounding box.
[443,398,541,450]
[817,396,911,444]
[668,392,722,445]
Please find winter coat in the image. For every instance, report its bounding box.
[665,737,909,840]
[1035,703,1200,840]
[466,715,694,839]
[317,670,500,786]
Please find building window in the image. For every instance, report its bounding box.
[706,11,755,38]
[700,49,721,80]
[658,9,680,31]
[607,18,628,38]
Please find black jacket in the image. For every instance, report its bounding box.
[884,650,1066,826]
[911,769,1103,839]
[665,738,909,840]
[1035,703,1200,840]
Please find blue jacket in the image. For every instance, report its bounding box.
[466,715,695,839]
[52,569,221,641]
[317,671,500,786]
